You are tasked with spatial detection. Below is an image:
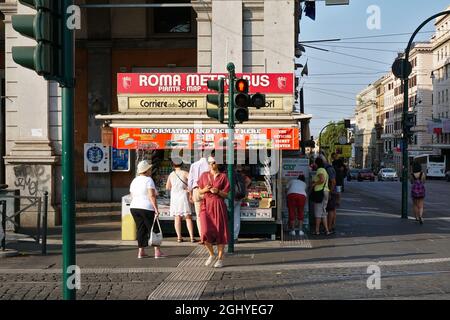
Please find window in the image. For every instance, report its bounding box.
[153,1,192,33]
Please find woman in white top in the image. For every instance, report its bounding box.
[166,162,196,243]
[286,174,308,236]
[129,160,166,259]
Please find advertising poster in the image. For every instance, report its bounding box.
[112,148,130,172]
[113,127,299,150]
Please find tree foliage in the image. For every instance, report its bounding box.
[319,122,348,157]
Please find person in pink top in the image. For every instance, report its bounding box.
[197,156,230,268]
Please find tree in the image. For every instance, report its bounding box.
[319,122,348,158]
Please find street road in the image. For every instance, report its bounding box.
[1,180,450,300]
[343,179,450,219]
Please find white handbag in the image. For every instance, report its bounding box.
[149,216,163,246]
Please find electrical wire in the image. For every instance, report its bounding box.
[305,55,383,71]
[305,87,357,101]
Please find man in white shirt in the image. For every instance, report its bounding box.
[188,151,210,239]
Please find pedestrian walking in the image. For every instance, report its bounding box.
[188,151,210,243]
[411,161,426,224]
[286,174,307,236]
[166,162,196,243]
[197,156,230,268]
[129,160,166,259]
[311,157,331,236]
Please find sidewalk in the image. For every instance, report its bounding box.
[1,201,450,299]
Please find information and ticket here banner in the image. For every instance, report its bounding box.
[117,73,294,95]
[114,127,299,150]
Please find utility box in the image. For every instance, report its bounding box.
[84,143,110,173]
[121,194,136,241]
[0,189,20,232]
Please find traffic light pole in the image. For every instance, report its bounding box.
[62,0,76,300]
[401,10,450,219]
[227,63,236,254]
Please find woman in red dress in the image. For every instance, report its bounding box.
[197,156,230,268]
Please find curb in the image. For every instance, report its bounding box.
[0,249,19,258]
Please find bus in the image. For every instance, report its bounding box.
[413,154,447,179]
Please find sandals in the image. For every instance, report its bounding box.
[312,232,320,236]
[191,239,197,243]
[177,238,183,243]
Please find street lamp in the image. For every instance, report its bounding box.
[318,119,351,156]
[398,9,450,220]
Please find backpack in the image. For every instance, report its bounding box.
[411,173,425,198]
[235,172,247,200]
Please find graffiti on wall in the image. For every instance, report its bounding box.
[13,165,50,196]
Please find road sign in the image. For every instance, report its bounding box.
[392,58,412,79]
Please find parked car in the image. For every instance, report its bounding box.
[378,168,398,181]
[446,170,450,182]
[358,169,375,181]
[347,169,360,181]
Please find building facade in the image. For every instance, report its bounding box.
[0,0,308,226]
[430,8,450,170]
[354,84,377,169]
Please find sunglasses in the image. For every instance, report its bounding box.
[208,161,216,165]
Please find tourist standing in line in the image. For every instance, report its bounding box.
[286,174,308,236]
[166,162,196,243]
[129,160,166,259]
[311,157,331,236]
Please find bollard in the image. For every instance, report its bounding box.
[42,192,48,255]
[1,200,6,251]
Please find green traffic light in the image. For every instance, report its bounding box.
[12,43,53,75]
[11,1,62,80]
[207,107,224,123]
[206,79,225,123]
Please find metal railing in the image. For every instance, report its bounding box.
[0,191,49,255]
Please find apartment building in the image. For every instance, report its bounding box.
[430,7,450,169]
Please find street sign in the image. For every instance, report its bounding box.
[392,58,412,79]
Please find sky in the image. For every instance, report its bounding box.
[298,0,450,137]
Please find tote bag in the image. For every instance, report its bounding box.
[149,216,163,246]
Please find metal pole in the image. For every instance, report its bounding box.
[62,0,76,300]
[42,191,48,255]
[1,200,6,251]
[36,197,42,245]
[227,62,236,254]
[401,10,450,219]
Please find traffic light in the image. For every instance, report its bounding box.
[206,78,225,123]
[404,112,415,143]
[234,78,250,123]
[12,0,62,81]
[344,119,351,128]
[233,78,266,123]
